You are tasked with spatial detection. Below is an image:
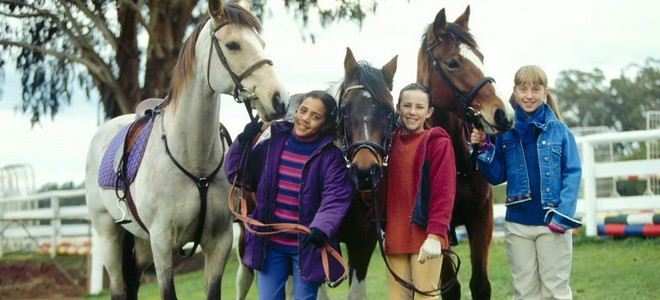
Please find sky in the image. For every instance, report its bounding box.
[1,0,660,191]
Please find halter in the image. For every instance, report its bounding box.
[207,22,273,122]
[425,38,495,121]
[338,84,396,169]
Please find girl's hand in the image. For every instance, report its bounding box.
[470,128,486,146]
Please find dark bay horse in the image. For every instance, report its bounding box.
[416,6,514,300]
[334,47,397,299]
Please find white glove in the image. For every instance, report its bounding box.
[417,236,442,264]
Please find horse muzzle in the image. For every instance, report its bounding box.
[348,163,382,192]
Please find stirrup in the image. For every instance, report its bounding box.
[114,199,132,224]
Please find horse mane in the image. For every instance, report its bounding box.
[344,61,394,107]
[164,4,262,111]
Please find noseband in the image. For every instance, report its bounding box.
[425,39,495,121]
[338,85,396,169]
[207,22,273,121]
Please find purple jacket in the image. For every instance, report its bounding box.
[225,121,352,283]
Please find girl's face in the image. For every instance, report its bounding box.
[294,97,327,138]
[397,89,434,135]
[513,83,548,115]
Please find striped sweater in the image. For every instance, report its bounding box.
[270,131,320,249]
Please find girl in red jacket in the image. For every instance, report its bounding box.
[384,83,456,299]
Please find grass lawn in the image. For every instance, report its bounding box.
[83,234,659,299]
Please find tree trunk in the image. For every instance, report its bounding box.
[142,0,198,99]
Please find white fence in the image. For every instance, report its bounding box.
[492,129,660,236]
[2,129,660,295]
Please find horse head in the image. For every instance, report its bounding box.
[339,47,397,191]
[417,6,513,134]
[203,0,288,122]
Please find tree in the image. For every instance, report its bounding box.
[554,58,660,131]
[0,0,380,125]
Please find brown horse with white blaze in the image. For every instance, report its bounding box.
[417,6,514,300]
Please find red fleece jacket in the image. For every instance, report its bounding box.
[384,127,456,254]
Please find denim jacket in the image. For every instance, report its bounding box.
[477,105,583,230]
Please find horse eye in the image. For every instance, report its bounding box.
[226,41,240,51]
[445,58,460,70]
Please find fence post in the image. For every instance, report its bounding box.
[89,228,104,295]
[50,195,60,258]
[581,141,597,237]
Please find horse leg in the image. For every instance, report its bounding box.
[133,238,153,280]
[345,227,377,300]
[464,205,493,300]
[203,220,234,299]
[235,252,254,300]
[150,236,177,300]
[235,225,254,300]
[91,211,140,300]
[440,249,461,300]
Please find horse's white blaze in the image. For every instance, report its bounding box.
[458,44,514,131]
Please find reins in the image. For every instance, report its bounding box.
[371,188,461,297]
[227,127,348,288]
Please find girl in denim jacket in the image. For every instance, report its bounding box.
[471,65,582,300]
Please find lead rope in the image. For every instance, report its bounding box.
[227,130,348,287]
[372,188,461,297]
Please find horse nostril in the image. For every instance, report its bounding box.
[495,108,513,131]
[272,92,285,115]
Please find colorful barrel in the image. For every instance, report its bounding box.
[597,224,660,236]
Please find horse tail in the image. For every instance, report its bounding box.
[122,233,140,300]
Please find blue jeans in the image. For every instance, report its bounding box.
[257,246,319,300]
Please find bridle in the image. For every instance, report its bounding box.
[207,21,273,122]
[425,38,495,123]
[426,37,494,174]
[338,84,396,170]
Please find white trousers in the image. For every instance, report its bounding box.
[505,221,573,300]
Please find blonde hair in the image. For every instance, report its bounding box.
[512,65,563,121]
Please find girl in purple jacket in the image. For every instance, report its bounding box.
[225,90,352,300]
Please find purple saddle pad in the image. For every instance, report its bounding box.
[98,117,154,189]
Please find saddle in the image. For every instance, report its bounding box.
[135,98,164,120]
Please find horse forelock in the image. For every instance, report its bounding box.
[344,61,393,108]
[164,4,261,112]
[421,22,479,59]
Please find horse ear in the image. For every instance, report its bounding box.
[209,0,225,26]
[454,5,471,28]
[381,55,398,91]
[431,8,448,41]
[344,47,358,80]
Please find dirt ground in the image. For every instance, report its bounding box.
[0,254,204,299]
